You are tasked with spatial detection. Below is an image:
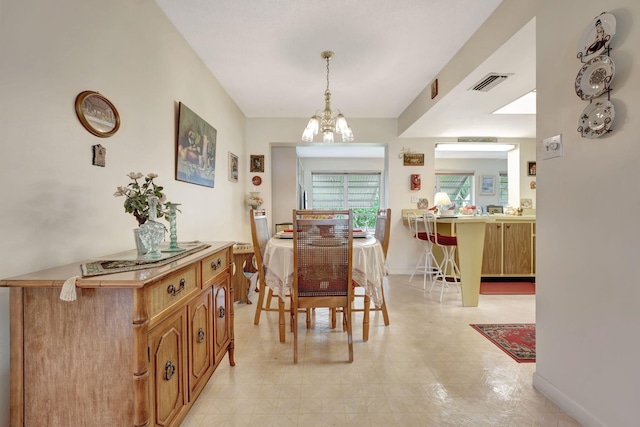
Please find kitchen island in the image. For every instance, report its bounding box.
[402,210,536,306]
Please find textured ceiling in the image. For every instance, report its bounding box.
[155,0,536,139]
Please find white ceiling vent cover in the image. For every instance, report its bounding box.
[469,73,513,92]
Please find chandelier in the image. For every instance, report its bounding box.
[301,51,354,143]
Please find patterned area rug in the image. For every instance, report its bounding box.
[470,323,536,363]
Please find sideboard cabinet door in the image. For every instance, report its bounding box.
[213,275,231,361]
[188,288,214,399]
[148,308,188,427]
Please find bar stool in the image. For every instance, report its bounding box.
[407,211,439,289]
[423,212,461,302]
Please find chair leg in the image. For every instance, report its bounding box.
[331,308,337,329]
[363,295,370,341]
[428,256,445,293]
[253,279,268,325]
[278,297,285,342]
[438,247,460,303]
[345,304,353,362]
[408,245,428,282]
[379,286,390,326]
[292,303,298,364]
[266,288,274,309]
[450,247,461,293]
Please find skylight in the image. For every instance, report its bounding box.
[492,90,536,115]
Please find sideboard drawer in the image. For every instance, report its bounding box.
[148,265,198,318]
[202,249,229,285]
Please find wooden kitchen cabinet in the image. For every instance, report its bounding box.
[2,241,234,427]
[481,222,502,275]
[503,222,533,275]
[481,220,535,277]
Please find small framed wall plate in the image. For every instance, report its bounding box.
[574,55,615,100]
[252,176,262,186]
[578,99,615,138]
[577,12,616,62]
[75,91,120,137]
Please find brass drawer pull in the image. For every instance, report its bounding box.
[211,258,222,270]
[167,278,186,296]
[197,327,205,343]
[218,306,225,318]
[164,361,176,381]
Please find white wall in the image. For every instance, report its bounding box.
[0,0,248,424]
[271,146,298,227]
[534,1,640,426]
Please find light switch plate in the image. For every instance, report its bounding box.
[411,196,419,203]
[543,134,563,159]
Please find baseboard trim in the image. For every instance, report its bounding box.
[532,371,605,427]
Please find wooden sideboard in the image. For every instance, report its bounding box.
[1,241,235,427]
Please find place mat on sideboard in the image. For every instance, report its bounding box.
[81,241,210,277]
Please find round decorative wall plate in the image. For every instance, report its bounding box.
[574,55,615,100]
[576,12,616,62]
[75,91,120,137]
[578,99,615,139]
[252,176,262,186]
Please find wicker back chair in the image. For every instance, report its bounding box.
[250,209,286,342]
[291,209,354,363]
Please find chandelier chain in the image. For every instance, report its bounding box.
[325,55,331,93]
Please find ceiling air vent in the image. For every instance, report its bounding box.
[468,73,513,92]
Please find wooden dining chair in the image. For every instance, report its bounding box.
[291,209,354,363]
[354,208,391,341]
[250,209,286,342]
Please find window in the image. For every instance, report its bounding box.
[311,173,380,229]
[435,172,474,206]
[498,171,508,205]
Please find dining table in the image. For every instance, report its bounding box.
[262,231,387,308]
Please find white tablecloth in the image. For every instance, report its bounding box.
[263,236,387,307]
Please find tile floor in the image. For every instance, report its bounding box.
[182,275,581,426]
